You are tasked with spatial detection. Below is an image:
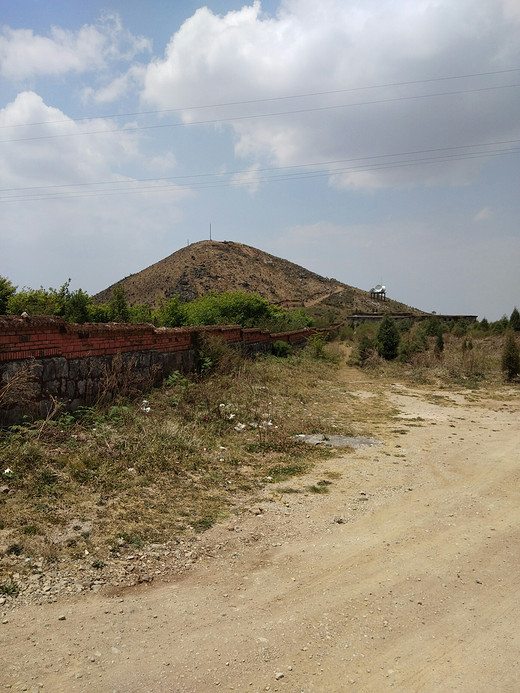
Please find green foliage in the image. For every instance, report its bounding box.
[398,324,429,362]
[0,580,19,596]
[479,317,489,331]
[6,278,95,323]
[152,297,184,327]
[128,304,153,324]
[490,317,508,335]
[56,280,91,323]
[309,332,327,359]
[108,284,130,323]
[376,316,400,360]
[357,334,375,364]
[423,316,442,337]
[86,303,110,323]
[183,291,272,327]
[272,340,292,357]
[0,275,17,314]
[509,307,520,332]
[451,323,467,337]
[7,285,60,316]
[501,331,520,381]
[259,306,313,332]
[434,330,445,358]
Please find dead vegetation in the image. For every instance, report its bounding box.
[0,341,344,589]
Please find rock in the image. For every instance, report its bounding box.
[275,672,284,680]
[58,615,66,621]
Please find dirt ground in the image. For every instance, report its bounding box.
[1,362,519,693]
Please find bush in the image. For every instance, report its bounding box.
[376,316,400,360]
[510,307,520,332]
[183,291,272,327]
[501,331,520,381]
[0,276,17,314]
[152,297,184,327]
[108,284,130,323]
[272,340,292,357]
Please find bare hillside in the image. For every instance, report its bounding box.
[93,240,421,317]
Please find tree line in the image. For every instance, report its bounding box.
[0,276,312,332]
[353,311,520,382]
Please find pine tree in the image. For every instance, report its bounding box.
[434,330,444,358]
[509,307,520,332]
[501,330,520,381]
[376,316,400,360]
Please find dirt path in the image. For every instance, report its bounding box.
[2,365,519,693]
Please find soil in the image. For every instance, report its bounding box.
[1,362,519,693]
[92,239,418,317]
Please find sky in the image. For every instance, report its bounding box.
[1,0,519,320]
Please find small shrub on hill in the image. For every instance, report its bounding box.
[501,331,520,381]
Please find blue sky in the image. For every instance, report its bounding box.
[1,0,519,320]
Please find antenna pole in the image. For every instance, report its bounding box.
[209,223,212,241]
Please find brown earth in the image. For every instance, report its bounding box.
[93,240,422,318]
[1,360,519,693]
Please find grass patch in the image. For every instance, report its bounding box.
[0,343,343,581]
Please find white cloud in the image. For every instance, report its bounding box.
[0,12,151,80]
[0,91,192,293]
[232,164,260,193]
[82,64,147,105]
[142,0,520,191]
[0,91,140,188]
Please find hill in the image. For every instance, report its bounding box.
[93,240,424,320]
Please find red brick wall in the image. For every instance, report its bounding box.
[0,316,321,362]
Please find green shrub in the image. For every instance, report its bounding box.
[376,316,400,360]
[510,307,520,332]
[272,340,292,357]
[0,276,17,314]
[501,331,520,381]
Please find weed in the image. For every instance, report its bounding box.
[6,543,23,556]
[192,516,217,532]
[269,464,307,482]
[0,580,19,596]
[22,525,39,535]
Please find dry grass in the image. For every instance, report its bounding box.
[363,334,506,388]
[0,343,343,579]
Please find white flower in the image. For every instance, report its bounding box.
[234,423,246,431]
[3,468,13,475]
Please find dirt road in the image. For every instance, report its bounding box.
[2,365,519,692]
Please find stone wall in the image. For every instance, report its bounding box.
[0,316,318,424]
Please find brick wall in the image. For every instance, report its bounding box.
[0,316,319,423]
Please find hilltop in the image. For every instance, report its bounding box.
[93,240,423,320]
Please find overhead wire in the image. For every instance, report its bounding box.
[1,82,520,145]
[1,67,519,202]
[0,66,519,131]
[1,141,519,203]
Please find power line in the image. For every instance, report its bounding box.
[1,142,518,202]
[1,137,519,195]
[1,82,520,145]
[1,67,519,131]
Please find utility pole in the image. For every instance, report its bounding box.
[209,223,212,241]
